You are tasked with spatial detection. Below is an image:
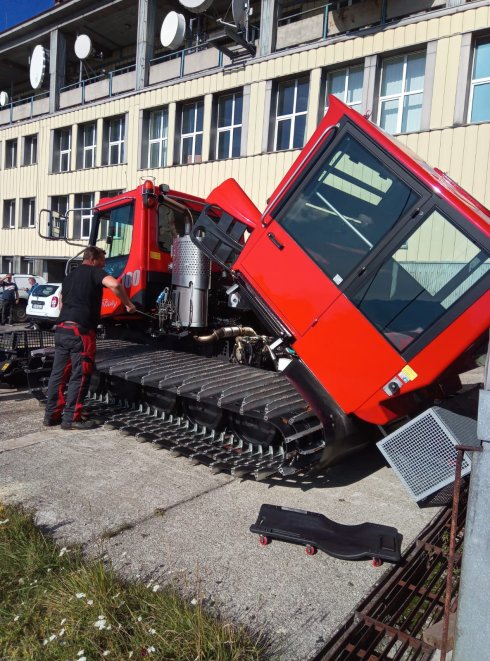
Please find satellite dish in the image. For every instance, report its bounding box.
[0,91,9,107]
[160,12,186,50]
[178,0,214,14]
[29,44,48,90]
[232,0,248,28]
[75,34,94,60]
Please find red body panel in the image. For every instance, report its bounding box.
[206,179,261,229]
[232,97,490,424]
[95,184,205,320]
[239,222,340,336]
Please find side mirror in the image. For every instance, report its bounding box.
[38,209,68,240]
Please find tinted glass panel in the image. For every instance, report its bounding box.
[276,118,291,150]
[96,204,134,278]
[275,133,419,284]
[351,209,490,351]
[474,40,490,79]
[278,81,295,115]
[471,84,490,123]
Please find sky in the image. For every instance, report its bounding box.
[0,0,54,32]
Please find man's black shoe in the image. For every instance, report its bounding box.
[61,419,97,430]
[43,418,61,427]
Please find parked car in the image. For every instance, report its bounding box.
[26,283,62,328]
[0,274,47,323]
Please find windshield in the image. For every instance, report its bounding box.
[93,202,134,278]
[31,284,59,297]
[275,133,419,285]
[351,209,490,352]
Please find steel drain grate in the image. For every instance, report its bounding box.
[377,407,476,502]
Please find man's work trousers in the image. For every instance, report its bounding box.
[45,323,96,424]
[0,300,13,324]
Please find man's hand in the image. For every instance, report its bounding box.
[125,302,137,313]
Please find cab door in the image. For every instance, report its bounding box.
[235,120,429,341]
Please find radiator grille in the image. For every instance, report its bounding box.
[377,407,476,502]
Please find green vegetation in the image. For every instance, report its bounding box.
[0,503,271,660]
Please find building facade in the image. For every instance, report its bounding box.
[0,0,489,280]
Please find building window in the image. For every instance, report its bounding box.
[5,139,17,168]
[3,200,16,229]
[326,65,364,113]
[274,76,309,151]
[378,51,426,134]
[20,258,34,274]
[53,128,72,172]
[77,122,97,169]
[468,38,490,123]
[49,195,69,238]
[74,193,95,240]
[180,100,204,165]
[216,91,243,160]
[146,108,168,168]
[104,116,125,165]
[23,134,38,166]
[21,198,36,228]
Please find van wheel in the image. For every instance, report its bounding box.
[12,302,27,324]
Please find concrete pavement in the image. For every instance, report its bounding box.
[0,383,440,660]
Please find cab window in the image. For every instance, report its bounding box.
[275,133,419,284]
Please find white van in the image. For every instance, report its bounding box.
[0,274,46,323]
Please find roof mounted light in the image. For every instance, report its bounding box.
[142,179,157,209]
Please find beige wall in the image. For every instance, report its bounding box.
[1,2,489,263]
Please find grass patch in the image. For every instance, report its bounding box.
[0,503,272,660]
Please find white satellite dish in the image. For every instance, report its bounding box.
[232,0,248,28]
[178,0,214,14]
[0,91,9,107]
[29,44,48,90]
[74,34,94,60]
[160,12,186,50]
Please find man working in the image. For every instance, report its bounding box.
[0,274,19,325]
[44,246,136,430]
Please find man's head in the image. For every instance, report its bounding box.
[82,246,106,268]
[28,277,36,286]
[3,274,12,282]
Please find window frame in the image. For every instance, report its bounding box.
[79,122,97,169]
[273,76,309,152]
[105,116,126,166]
[3,199,16,229]
[468,36,490,124]
[377,50,426,135]
[215,91,243,160]
[21,198,36,229]
[53,127,72,173]
[147,107,169,168]
[325,64,364,114]
[5,139,17,169]
[179,100,204,165]
[74,193,95,240]
[23,134,38,166]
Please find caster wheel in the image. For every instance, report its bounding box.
[305,544,317,556]
[259,535,270,547]
[372,557,383,567]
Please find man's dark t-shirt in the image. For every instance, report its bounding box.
[59,265,107,330]
[1,282,18,302]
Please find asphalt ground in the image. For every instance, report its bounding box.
[0,327,483,660]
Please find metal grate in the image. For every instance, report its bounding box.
[377,407,476,502]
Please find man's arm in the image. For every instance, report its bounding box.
[14,284,19,304]
[101,275,136,313]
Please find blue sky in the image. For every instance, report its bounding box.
[0,0,53,32]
